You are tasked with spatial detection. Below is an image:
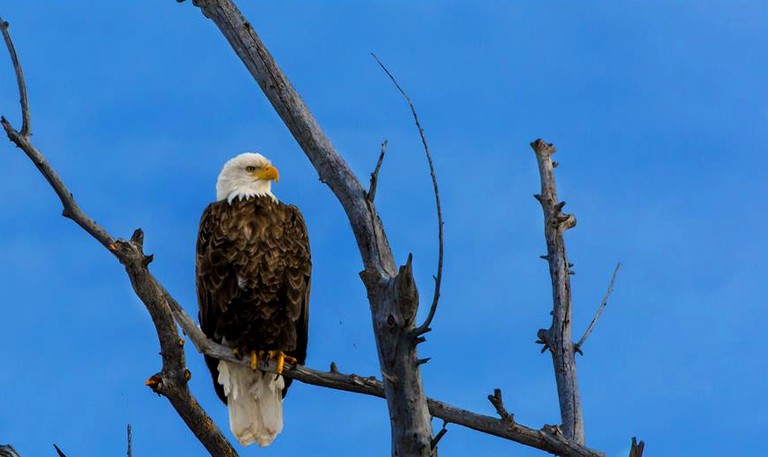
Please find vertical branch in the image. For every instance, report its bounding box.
[530,139,585,444]
[127,424,133,457]
[0,17,30,138]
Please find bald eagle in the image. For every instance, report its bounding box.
[196,153,311,446]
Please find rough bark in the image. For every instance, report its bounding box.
[531,139,585,444]
[185,1,435,455]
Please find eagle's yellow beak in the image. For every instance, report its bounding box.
[254,164,280,183]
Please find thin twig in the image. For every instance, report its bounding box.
[52,445,67,457]
[487,389,515,425]
[430,421,448,450]
[367,139,387,202]
[371,53,444,336]
[575,262,622,354]
[0,17,30,137]
[127,424,133,457]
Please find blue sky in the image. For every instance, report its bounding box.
[1,1,766,456]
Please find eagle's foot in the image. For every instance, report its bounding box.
[266,350,297,375]
[249,350,266,370]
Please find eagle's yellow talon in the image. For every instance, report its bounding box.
[250,350,258,370]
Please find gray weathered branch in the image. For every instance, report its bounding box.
[0,19,237,457]
[531,139,585,444]
[168,293,605,457]
[185,1,435,455]
[0,17,30,138]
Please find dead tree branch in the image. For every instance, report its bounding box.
[185,1,436,455]
[629,437,645,457]
[531,139,585,444]
[0,17,30,138]
[127,424,133,457]
[575,262,622,354]
[0,19,237,457]
[0,446,20,457]
[367,139,387,202]
[167,294,605,457]
[371,53,444,336]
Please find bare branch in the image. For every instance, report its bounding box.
[1,64,238,457]
[367,139,387,202]
[0,17,30,137]
[168,301,604,457]
[629,437,645,457]
[127,424,133,457]
[52,445,67,457]
[0,446,20,457]
[370,53,444,336]
[575,262,622,354]
[487,389,515,425]
[530,139,584,444]
[430,421,448,450]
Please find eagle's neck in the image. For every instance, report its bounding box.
[217,177,278,204]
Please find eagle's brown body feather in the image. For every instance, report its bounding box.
[196,196,311,403]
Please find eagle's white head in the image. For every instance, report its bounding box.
[216,152,280,204]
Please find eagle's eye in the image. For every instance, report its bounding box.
[245,165,257,172]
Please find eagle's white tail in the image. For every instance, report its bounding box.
[217,360,285,446]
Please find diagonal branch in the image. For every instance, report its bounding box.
[531,139,584,444]
[0,23,237,455]
[575,262,622,354]
[371,53,444,336]
[0,17,30,138]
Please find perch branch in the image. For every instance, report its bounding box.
[167,297,605,457]
[0,22,237,456]
[575,262,621,354]
[0,17,30,137]
[371,53,444,336]
[531,139,584,444]
[367,139,387,202]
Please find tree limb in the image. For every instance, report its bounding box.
[371,53,444,336]
[575,262,622,354]
[168,294,605,457]
[531,139,585,444]
[0,19,237,457]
